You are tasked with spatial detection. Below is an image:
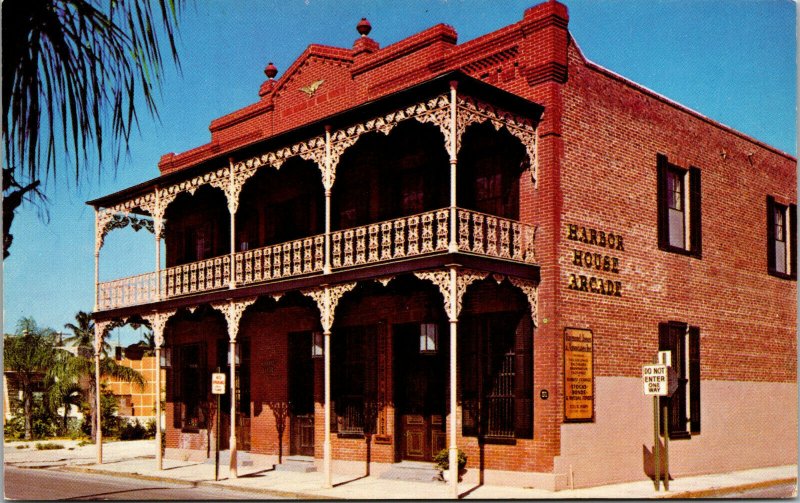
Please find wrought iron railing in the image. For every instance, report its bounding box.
[96,207,536,310]
[234,235,324,286]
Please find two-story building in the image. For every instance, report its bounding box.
[87,1,796,490]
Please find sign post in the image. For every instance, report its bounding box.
[643,359,679,492]
[211,370,226,481]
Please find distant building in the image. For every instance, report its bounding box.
[106,347,165,424]
[88,1,795,490]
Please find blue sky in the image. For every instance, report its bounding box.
[3,0,796,343]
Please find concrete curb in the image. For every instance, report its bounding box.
[59,465,338,500]
[658,477,797,499]
[43,464,797,500]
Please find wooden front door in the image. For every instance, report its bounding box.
[289,331,315,456]
[394,323,447,462]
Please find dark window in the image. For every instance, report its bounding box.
[658,322,700,439]
[172,343,207,430]
[767,196,797,279]
[657,154,701,257]
[332,325,377,435]
[461,312,533,441]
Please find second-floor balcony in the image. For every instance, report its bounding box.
[97,207,536,311]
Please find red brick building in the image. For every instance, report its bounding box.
[88,1,796,490]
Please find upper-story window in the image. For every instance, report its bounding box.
[767,196,797,279]
[657,154,701,257]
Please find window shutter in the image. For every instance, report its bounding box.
[790,204,797,280]
[688,326,701,434]
[514,314,534,439]
[767,196,776,273]
[656,155,669,250]
[689,167,702,258]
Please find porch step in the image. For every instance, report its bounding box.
[379,461,443,483]
[275,455,317,473]
[204,450,254,467]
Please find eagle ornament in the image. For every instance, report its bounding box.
[299,79,324,96]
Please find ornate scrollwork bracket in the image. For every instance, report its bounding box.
[212,297,257,342]
[140,311,176,349]
[508,277,538,328]
[302,282,357,332]
[414,269,488,321]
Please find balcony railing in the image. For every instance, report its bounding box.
[96,207,536,311]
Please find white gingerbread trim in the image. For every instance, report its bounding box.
[508,277,538,328]
[413,268,488,320]
[211,297,258,342]
[301,282,357,332]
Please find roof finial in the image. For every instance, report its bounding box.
[357,17,372,37]
[264,62,278,80]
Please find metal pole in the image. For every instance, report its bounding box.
[663,404,669,491]
[324,126,332,275]
[95,350,103,464]
[653,396,660,491]
[448,266,458,498]
[215,367,221,481]
[228,158,236,290]
[229,340,238,478]
[155,346,163,470]
[448,82,458,254]
[323,288,333,488]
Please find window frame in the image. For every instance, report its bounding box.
[657,154,702,258]
[767,196,797,280]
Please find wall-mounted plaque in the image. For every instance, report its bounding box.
[564,328,594,422]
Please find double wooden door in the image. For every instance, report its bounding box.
[394,323,447,462]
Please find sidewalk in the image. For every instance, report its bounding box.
[5,439,797,499]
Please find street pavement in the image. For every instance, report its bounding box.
[4,465,291,500]
[4,439,797,499]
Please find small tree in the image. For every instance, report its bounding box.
[4,318,58,439]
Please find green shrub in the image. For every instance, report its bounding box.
[434,448,467,471]
[119,419,149,440]
[15,445,28,449]
[34,442,64,450]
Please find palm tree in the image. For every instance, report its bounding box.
[2,0,182,259]
[45,348,85,435]
[4,318,58,439]
[64,310,110,356]
[64,353,146,441]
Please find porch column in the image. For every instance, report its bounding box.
[211,298,256,479]
[448,81,458,253]
[324,126,332,275]
[229,338,238,477]
[323,287,332,487]
[447,266,459,497]
[154,344,163,469]
[228,158,237,289]
[155,189,162,301]
[93,322,105,465]
[94,209,100,311]
[143,311,169,471]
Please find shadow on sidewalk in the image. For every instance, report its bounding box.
[333,474,369,487]
[239,467,276,478]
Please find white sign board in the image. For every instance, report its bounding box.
[642,364,668,396]
[658,351,672,366]
[211,373,226,394]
